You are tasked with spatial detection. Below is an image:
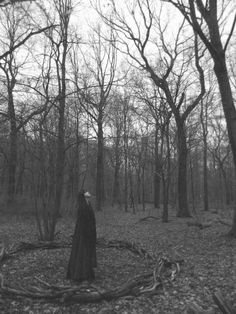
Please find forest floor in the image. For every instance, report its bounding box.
[0,204,236,314]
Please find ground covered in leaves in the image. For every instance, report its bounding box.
[0,205,236,313]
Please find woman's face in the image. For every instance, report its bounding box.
[85,196,90,203]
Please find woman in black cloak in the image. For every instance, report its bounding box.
[67,191,97,282]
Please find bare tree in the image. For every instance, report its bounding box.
[97,0,205,217]
[163,0,236,234]
[107,92,124,207]
[30,0,73,240]
[76,25,117,211]
[0,5,53,204]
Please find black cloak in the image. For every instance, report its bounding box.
[67,192,97,282]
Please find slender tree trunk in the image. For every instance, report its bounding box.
[112,135,121,206]
[176,122,190,217]
[162,180,168,223]
[189,156,195,214]
[154,122,161,209]
[74,113,80,198]
[220,167,230,206]
[162,123,170,223]
[142,165,145,212]
[7,85,17,205]
[137,168,141,204]
[124,151,128,212]
[51,97,65,238]
[50,32,68,239]
[96,116,104,211]
[200,100,209,211]
[129,162,135,214]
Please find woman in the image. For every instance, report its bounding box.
[67,191,97,282]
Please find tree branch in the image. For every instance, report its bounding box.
[223,13,236,52]
[0,25,57,60]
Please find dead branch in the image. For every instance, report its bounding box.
[7,239,153,260]
[0,257,183,303]
[0,238,154,266]
[0,245,5,263]
[212,291,236,314]
[187,221,212,229]
[97,238,154,260]
[217,219,231,227]
[138,216,160,223]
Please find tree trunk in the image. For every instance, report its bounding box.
[200,100,209,211]
[96,117,104,211]
[50,29,68,239]
[112,135,121,206]
[214,59,236,235]
[189,156,195,214]
[50,97,65,239]
[7,85,17,205]
[221,167,230,206]
[162,180,168,223]
[142,165,145,212]
[154,122,161,209]
[124,143,128,212]
[176,123,190,217]
[136,168,141,204]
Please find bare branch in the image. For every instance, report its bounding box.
[0,24,57,60]
[223,13,236,52]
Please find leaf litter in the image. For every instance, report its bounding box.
[0,206,236,313]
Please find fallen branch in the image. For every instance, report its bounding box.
[212,290,236,314]
[0,245,5,263]
[0,257,183,303]
[187,221,212,229]
[0,238,153,262]
[97,238,154,260]
[217,219,231,227]
[138,216,160,223]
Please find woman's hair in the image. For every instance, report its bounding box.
[78,191,87,208]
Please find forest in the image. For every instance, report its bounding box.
[0,0,236,313]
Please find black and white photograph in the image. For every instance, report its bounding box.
[0,0,236,313]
